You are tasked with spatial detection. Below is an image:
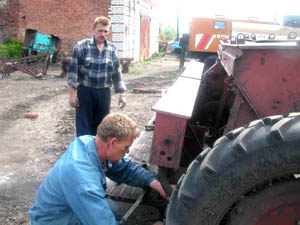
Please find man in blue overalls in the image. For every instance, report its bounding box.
[29,113,167,225]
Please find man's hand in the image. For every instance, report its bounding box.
[153,221,164,225]
[149,179,171,200]
[69,85,79,108]
[69,94,79,108]
[118,94,126,108]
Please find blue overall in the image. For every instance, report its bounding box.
[29,135,156,225]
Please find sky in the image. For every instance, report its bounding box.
[158,0,300,33]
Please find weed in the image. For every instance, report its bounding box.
[0,39,23,59]
[168,71,176,78]
[150,51,166,60]
[128,66,142,75]
[141,60,151,65]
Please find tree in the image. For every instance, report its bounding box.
[161,26,177,40]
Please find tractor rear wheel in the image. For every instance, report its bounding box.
[165,113,300,225]
[227,179,300,225]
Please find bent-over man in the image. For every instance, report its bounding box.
[29,113,166,225]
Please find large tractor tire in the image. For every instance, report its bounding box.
[165,113,300,225]
[227,179,300,224]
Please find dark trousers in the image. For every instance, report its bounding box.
[76,85,111,137]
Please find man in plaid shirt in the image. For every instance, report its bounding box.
[67,16,127,137]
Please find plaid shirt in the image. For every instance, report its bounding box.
[67,37,126,93]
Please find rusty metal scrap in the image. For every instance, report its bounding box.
[133,88,161,93]
[0,53,50,79]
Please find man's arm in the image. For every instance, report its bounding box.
[107,159,171,202]
[107,158,156,188]
[111,47,127,108]
[67,44,80,108]
[68,85,78,108]
[118,93,127,108]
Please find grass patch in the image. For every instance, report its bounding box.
[0,39,23,59]
[140,60,151,65]
[168,70,178,78]
[128,66,142,75]
[151,51,166,60]
[10,73,34,81]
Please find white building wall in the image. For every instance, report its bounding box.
[149,9,159,56]
[133,14,140,61]
[125,0,142,61]
[109,0,159,61]
[109,0,125,58]
[123,0,134,59]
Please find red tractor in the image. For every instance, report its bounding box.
[148,39,300,224]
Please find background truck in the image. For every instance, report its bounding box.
[187,16,275,70]
[186,15,300,71]
[146,38,300,224]
[231,15,300,42]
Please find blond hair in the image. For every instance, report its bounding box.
[94,16,111,28]
[97,113,139,142]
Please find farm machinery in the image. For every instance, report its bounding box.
[108,37,300,224]
[0,29,61,79]
[145,37,300,224]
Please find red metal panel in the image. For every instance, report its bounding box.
[219,43,300,131]
[219,44,243,76]
[150,113,187,168]
[235,48,300,117]
[225,91,258,132]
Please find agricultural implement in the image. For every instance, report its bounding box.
[153,38,300,224]
[113,38,300,224]
[0,29,61,79]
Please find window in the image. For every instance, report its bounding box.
[214,21,226,30]
[283,16,300,28]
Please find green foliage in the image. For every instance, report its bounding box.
[151,51,166,59]
[141,60,151,65]
[128,66,142,75]
[162,26,177,40]
[0,40,23,59]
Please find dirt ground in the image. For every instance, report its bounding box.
[0,54,181,225]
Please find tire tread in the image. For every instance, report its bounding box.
[166,114,300,225]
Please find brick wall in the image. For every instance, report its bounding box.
[0,0,21,44]
[18,0,112,53]
[0,0,158,59]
